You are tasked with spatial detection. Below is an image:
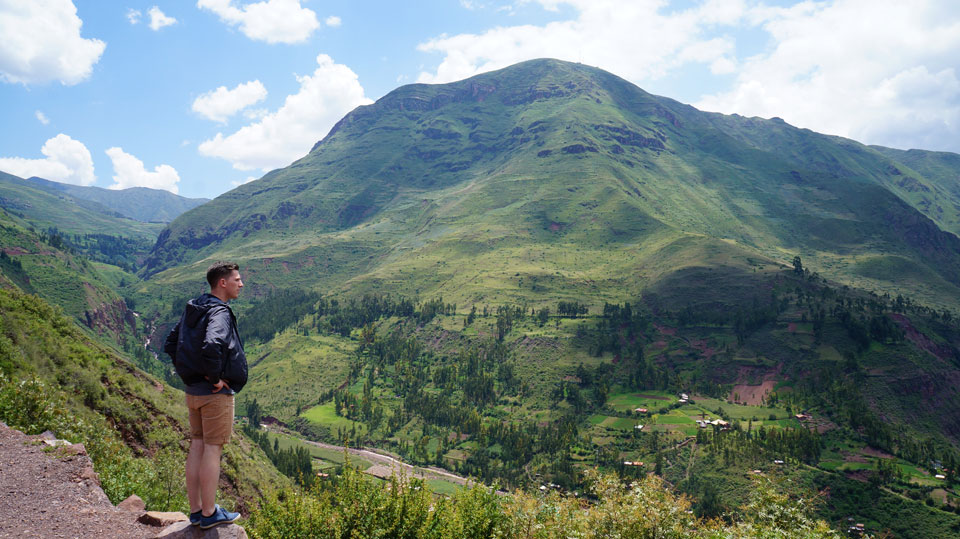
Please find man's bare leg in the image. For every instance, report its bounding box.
[186,438,205,514]
[199,443,223,516]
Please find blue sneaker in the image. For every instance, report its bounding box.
[189,510,202,526]
[199,504,240,529]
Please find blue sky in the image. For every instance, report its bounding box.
[1,0,958,199]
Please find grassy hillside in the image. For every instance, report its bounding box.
[140,59,960,313]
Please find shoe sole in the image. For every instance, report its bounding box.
[199,516,239,529]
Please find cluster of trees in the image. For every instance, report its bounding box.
[244,399,316,486]
[243,425,315,486]
[556,300,589,318]
[39,227,152,271]
[0,250,22,271]
[244,291,461,342]
[242,289,321,343]
[577,301,650,358]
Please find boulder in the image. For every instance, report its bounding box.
[57,442,87,457]
[155,521,248,538]
[138,511,188,527]
[117,494,146,512]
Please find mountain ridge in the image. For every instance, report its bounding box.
[140,59,960,311]
[13,174,208,223]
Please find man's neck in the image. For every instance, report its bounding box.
[210,290,230,303]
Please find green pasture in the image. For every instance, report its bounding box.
[691,397,789,420]
[606,390,676,412]
[425,478,466,496]
[301,401,369,438]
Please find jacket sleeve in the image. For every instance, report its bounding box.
[163,320,180,361]
[200,306,230,382]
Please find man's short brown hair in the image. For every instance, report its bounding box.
[206,262,240,288]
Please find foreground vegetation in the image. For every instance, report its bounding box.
[248,464,844,539]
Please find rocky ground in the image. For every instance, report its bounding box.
[0,422,246,538]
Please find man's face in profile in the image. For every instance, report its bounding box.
[222,270,243,301]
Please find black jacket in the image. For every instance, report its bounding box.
[164,293,248,393]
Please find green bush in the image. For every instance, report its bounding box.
[248,466,849,539]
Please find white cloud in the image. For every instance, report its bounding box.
[696,0,960,152]
[416,0,744,84]
[35,111,50,125]
[0,134,95,186]
[0,0,106,85]
[199,54,371,171]
[127,8,142,24]
[243,108,268,120]
[324,15,341,27]
[192,80,268,122]
[197,0,319,44]
[105,147,181,193]
[148,6,177,30]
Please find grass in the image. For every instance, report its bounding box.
[691,397,790,420]
[301,402,369,438]
[241,331,355,422]
[606,390,676,412]
[425,478,466,496]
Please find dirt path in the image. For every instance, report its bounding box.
[303,440,503,492]
[0,423,153,538]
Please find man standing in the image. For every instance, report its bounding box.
[164,262,248,529]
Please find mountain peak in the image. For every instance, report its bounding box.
[147,60,960,311]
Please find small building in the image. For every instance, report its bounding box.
[773,459,785,465]
[634,424,644,430]
[935,474,946,480]
[635,408,648,413]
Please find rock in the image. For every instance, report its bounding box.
[39,430,57,441]
[79,465,100,486]
[42,438,71,447]
[155,520,248,538]
[139,511,189,527]
[57,443,87,457]
[116,494,145,512]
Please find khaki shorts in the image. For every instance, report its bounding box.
[186,393,234,446]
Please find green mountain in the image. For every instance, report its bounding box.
[0,171,168,270]
[142,59,960,312]
[20,175,208,223]
[0,171,161,239]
